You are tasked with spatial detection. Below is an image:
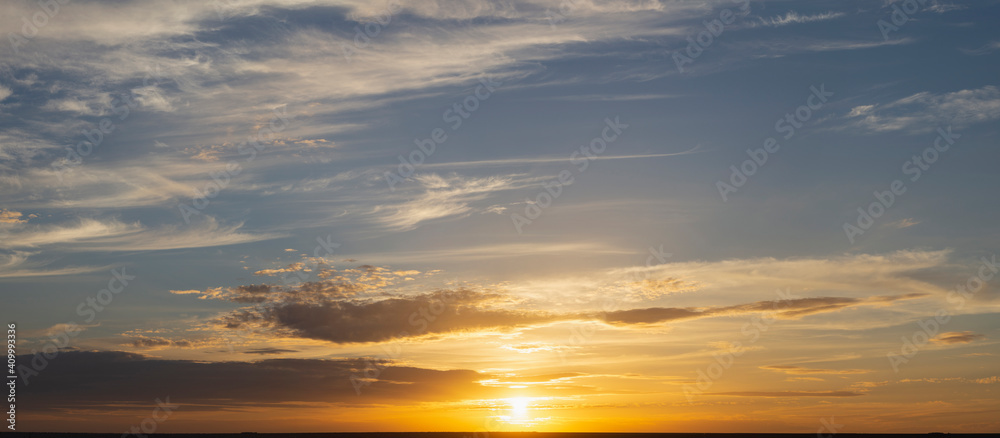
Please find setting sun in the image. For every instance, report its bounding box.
[509,397,530,417]
[2,0,1000,435]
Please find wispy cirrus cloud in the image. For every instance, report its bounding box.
[375,173,535,231]
[708,391,864,397]
[753,11,846,27]
[0,216,281,251]
[0,250,114,278]
[843,85,1000,133]
[960,41,1000,56]
[760,365,871,375]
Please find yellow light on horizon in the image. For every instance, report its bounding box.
[510,397,529,417]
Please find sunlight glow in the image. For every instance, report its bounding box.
[510,397,529,417]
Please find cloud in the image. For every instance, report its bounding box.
[221,289,558,344]
[601,307,702,325]
[887,218,920,229]
[760,365,872,375]
[0,216,282,251]
[601,293,925,325]
[961,41,1000,56]
[844,85,1000,133]
[848,104,876,117]
[0,218,142,248]
[930,331,985,345]
[0,251,113,278]
[608,249,952,311]
[15,350,495,413]
[254,262,311,276]
[626,277,699,300]
[145,249,955,347]
[199,274,926,344]
[0,209,26,224]
[242,348,300,355]
[377,174,531,231]
[146,248,951,346]
[421,148,704,170]
[0,84,12,102]
[126,336,195,349]
[754,11,846,27]
[538,93,679,102]
[925,2,966,13]
[708,391,864,397]
[40,90,114,116]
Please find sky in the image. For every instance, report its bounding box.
[1,0,999,434]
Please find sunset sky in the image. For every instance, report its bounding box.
[1,0,999,434]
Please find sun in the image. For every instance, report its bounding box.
[509,397,530,417]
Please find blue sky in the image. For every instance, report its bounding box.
[1,0,999,433]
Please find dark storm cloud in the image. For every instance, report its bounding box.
[211,280,927,344]
[17,350,491,413]
[225,289,558,343]
[242,347,300,355]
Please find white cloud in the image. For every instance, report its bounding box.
[961,41,1000,56]
[755,11,846,27]
[847,104,876,117]
[844,85,1000,133]
[925,2,965,13]
[605,249,952,309]
[0,216,281,251]
[0,251,113,278]
[377,173,531,230]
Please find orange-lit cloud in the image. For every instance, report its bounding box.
[760,365,872,375]
[931,331,986,344]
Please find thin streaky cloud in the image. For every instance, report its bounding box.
[421,147,704,169]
